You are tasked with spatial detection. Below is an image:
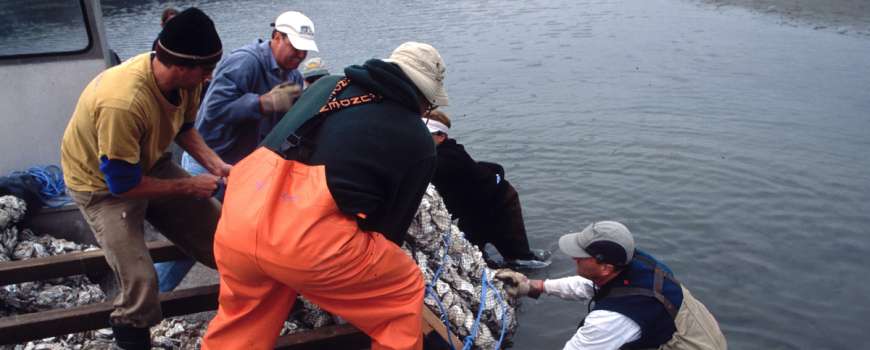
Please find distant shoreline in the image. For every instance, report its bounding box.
[692,0,870,36]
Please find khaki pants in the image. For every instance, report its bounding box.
[657,286,728,350]
[69,153,221,328]
[202,148,424,350]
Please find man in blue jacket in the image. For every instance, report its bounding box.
[157,11,316,292]
[185,11,315,172]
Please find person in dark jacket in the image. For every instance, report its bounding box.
[425,109,550,268]
[496,221,727,350]
[202,42,448,350]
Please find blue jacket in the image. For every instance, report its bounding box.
[195,39,304,165]
[592,250,684,349]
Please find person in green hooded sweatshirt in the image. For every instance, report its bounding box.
[202,42,448,350]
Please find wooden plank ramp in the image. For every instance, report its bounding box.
[423,307,464,347]
[0,285,219,345]
[275,323,370,350]
[0,240,187,286]
[0,241,464,349]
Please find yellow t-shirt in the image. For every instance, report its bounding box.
[61,53,200,192]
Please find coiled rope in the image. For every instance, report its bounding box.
[423,230,507,350]
[8,165,72,207]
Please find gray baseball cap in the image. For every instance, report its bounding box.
[559,221,635,267]
[302,57,328,78]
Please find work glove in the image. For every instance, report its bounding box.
[495,269,544,299]
[260,82,302,114]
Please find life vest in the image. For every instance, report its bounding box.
[588,250,727,350]
[591,250,683,348]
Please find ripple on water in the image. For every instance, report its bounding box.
[97,0,870,348]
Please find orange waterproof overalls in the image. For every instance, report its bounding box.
[202,80,425,350]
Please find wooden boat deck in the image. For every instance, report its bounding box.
[0,240,460,349]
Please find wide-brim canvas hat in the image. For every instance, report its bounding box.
[559,221,636,267]
[383,42,449,107]
[272,11,318,52]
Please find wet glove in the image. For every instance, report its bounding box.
[495,269,544,299]
[260,82,302,114]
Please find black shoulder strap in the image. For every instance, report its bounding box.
[275,77,382,161]
[602,255,682,320]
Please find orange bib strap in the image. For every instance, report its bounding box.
[275,77,382,161]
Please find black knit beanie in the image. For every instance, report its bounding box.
[155,7,222,66]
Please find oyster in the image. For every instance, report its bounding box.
[1,186,519,349]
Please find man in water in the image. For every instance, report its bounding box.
[497,221,727,350]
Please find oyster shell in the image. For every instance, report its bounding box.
[1,186,519,349]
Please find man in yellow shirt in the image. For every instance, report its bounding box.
[60,8,229,350]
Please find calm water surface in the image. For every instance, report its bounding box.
[102,0,870,348]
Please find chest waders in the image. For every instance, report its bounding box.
[203,78,426,350]
[583,255,728,350]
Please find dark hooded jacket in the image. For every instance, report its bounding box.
[261,59,436,244]
[431,138,510,218]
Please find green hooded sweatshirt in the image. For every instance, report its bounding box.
[261,59,436,245]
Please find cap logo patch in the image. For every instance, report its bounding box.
[299,25,314,36]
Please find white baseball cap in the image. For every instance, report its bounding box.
[272,11,318,52]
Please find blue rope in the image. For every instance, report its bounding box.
[462,266,488,349]
[423,230,507,350]
[424,230,457,349]
[484,273,507,348]
[8,165,72,207]
[461,267,506,350]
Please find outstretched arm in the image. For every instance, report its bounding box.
[174,127,232,178]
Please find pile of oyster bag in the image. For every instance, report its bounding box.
[1,195,207,350]
[0,185,518,349]
[280,185,518,349]
[402,184,518,349]
[1,195,106,319]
